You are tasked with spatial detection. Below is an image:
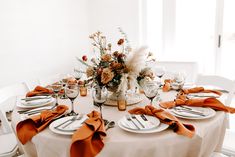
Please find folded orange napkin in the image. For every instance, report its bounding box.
[26,86,53,97]
[182,87,222,96]
[160,87,235,113]
[70,111,106,157]
[129,105,195,138]
[16,105,68,144]
[160,98,235,113]
[162,79,172,92]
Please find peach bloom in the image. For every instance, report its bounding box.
[101,68,114,84]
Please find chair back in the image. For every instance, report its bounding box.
[196,74,235,129]
[196,74,235,106]
[0,83,27,112]
[0,108,12,134]
[39,74,60,87]
[23,79,40,91]
[148,61,198,83]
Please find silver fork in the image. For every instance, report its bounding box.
[126,115,140,130]
[61,114,84,129]
[131,115,145,128]
[54,116,77,129]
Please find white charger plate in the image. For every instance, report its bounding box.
[17,97,55,109]
[170,106,216,120]
[49,115,88,136]
[118,115,168,133]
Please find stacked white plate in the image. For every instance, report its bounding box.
[118,114,168,133]
[49,115,88,135]
[17,96,55,109]
[170,106,216,120]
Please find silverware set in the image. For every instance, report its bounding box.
[187,94,219,98]
[54,115,115,132]
[21,96,51,102]
[54,114,85,132]
[174,106,206,116]
[18,105,56,115]
[125,114,150,130]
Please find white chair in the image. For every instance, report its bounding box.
[195,74,235,106]
[0,83,28,112]
[23,79,40,92]
[210,152,228,157]
[222,130,235,156]
[39,74,61,87]
[0,83,27,157]
[0,108,18,157]
[195,74,235,157]
[148,61,198,83]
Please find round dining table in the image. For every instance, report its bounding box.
[12,90,227,157]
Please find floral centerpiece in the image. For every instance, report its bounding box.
[77,28,152,100]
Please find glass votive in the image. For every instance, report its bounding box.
[80,86,87,96]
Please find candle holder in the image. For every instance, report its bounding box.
[80,86,87,96]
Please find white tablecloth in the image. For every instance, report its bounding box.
[12,90,227,157]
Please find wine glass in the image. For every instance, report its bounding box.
[59,74,71,99]
[154,66,166,86]
[50,83,63,106]
[65,83,79,116]
[173,72,186,90]
[73,69,83,81]
[143,82,159,106]
[92,85,108,123]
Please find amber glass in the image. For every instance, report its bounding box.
[80,86,87,96]
[117,99,126,111]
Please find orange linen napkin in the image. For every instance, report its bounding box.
[160,98,235,113]
[16,105,68,144]
[182,87,222,96]
[129,105,195,138]
[162,79,172,92]
[160,86,235,113]
[70,111,106,157]
[26,86,53,97]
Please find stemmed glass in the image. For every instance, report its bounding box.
[92,85,108,124]
[50,83,63,106]
[154,67,166,86]
[73,69,83,81]
[65,83,79,116]
[143,82,159,106]
[173,72,186,90]
[59,74,70,99]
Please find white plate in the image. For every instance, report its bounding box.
[17,97,55,109]
[170,106,216,120]
[21,106,55,116]
[49,115,88,135]
[21,98,51,106]
[118,115,168,133]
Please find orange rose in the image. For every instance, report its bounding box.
[86,67,94,77]
[101,68,114,84]
[101,54,112,62]
[110,61,122,70]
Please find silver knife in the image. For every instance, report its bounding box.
[54,116,77,129]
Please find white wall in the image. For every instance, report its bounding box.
[0,0,143,88]
[0,0,89,87]
[87,0,142,51]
